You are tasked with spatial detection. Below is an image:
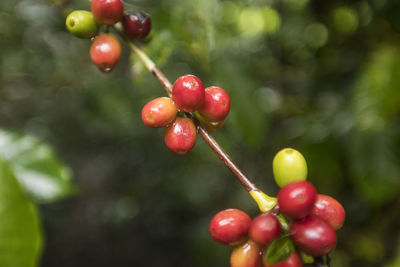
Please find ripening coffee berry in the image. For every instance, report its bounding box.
[164,117,196,155]
[273,148,307,188]
[91,0,124,25]
[278,181,317,219]
[311,194,345,230]
[122,9,152,39]
[264,252,302,267]
[249,214,281,246]
[209,209,251,245]
[198,86,231,122]
[290,215,337,256]
[172,75,205,112]
[65,10,98,39]
[230,240,264,267]
[90,34,121,72]
[141,97,177,128]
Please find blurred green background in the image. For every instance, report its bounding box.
[1,0,400,266]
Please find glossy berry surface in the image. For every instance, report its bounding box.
[230,239,263,267]
[141,97,177,128]
[198,86,230,122]
[90,34,121,72]
[273,148,308,188]
[311,194,345,230]
[122,9,152,39]
[249,214,281,246]
[291,215,337,256]
[164,117,196,155]
[264,252,302,267]
[278,181,317,219]
[172,75,205,112]
[209,209,251,245]
[91,0,124,25]
[65,10,98,39]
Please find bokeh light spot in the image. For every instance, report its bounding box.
[333,6,359,34]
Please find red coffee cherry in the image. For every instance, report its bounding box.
[264,252,302,267]
[90,34,121,72]
[249,214,281,246]
[91,0,124,25]
[122,9,152,39]
[230,239,264,267]
[141,97,177,128]
[172,75,205,112]
[164,117,196,155]
[198,86,230,122]
[278,181,317,219]
[311,194,345,230]
[290,215,337,256]
[209,209,251,245]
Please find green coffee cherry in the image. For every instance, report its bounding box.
[272,148,307,187]
[66,10,98,39]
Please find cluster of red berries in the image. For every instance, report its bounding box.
[209,148,345,267]
[142,75,230,154]
[65,5,345,265]
[65,0,151,72]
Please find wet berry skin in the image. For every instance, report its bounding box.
[65,10,98,39]
[122,9,152,39]
[141,97,177,128]
[264,252,302,267]
[249,214,281,246]
[198,86,230,122]
[91,0,124,25]
[230,239,264,267]
[291,215,337,256]
[277,181,317,219]
[90,34,121,72]
[209,209,251,245]
[311,194,345,230]
[172,75,205,112]
[164,117,196,155]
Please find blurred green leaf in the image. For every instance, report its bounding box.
[0,129,75,203]
[264,236,295,265]
[353,46,400,130]
[0,159,42,266]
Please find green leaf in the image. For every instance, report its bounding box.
[264,236,295,265]
[0,159,42,266]
[0,129,76,203]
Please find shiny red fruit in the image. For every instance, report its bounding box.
[198,86,230,122]
[164,117,196,155]
[172,75,205,112]
[141,97,177,128]
[90,34,121,72]
[231,240,264,267]
[122,9,152,39]
[264,252,302,267]
[209,209,251,245]
[249,214,281,246]
[290,215,337,256]
[311,194,345,230]
[91,0,124,25]
[278,181,317,219]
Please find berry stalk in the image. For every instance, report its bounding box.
[124,37,277,211]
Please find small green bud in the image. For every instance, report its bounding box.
[66,10,98,39]
[272,148,308,187]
